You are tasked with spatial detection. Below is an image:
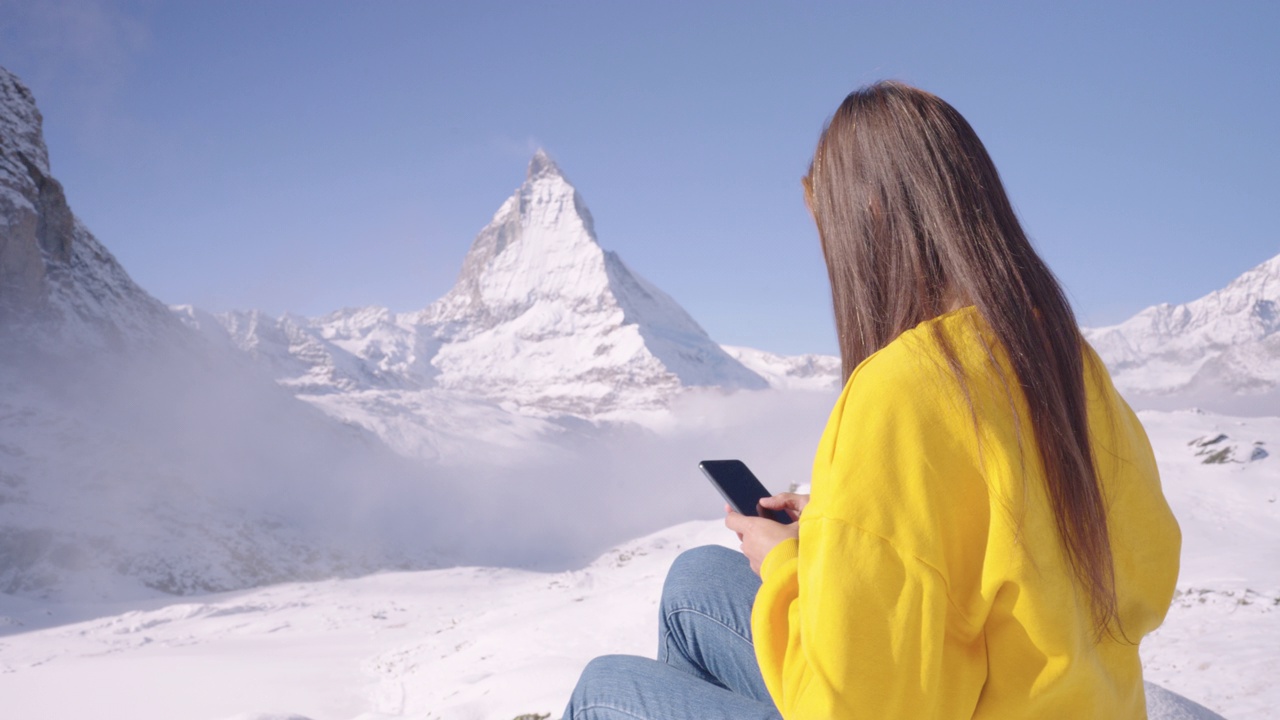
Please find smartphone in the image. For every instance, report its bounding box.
[698,459,794,524]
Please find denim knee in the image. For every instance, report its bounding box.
[662,545,743,614]
[565,654,650,720]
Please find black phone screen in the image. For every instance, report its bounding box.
[698,459,793,525]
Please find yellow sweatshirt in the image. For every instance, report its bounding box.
[753,306,1181,719]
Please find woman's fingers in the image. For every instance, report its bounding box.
[726,507,800,575]
[760,492,811,519]
[758,494,784,508]
[724,508,752,533]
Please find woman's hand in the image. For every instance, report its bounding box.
[725,506,800,576]
[758,492,810,522]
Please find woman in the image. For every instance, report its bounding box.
[563,81,1185,719]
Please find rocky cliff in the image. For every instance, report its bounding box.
[0,67,176,352]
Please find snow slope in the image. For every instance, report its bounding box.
[0,408,1273,719]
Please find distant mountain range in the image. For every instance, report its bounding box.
[173,152,785,435]
[169,150,838,461]
[1083,253,1280,414]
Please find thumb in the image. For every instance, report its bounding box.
[760,493,797,509]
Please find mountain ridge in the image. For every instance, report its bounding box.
[1083,252,1280,410]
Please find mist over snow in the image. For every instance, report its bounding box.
[0,338,835,599]
[0,342,448,600]
[448,385,838,570]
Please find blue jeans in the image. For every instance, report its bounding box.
[563,545,783,720]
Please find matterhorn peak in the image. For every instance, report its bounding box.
[517,148,595,240]
[527,148,563,181]
[416,152,766,414]
[425,151,604,329]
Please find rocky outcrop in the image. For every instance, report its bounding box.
[0,66,176,351]
[0,68,60,320]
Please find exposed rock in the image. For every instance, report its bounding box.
[0,65,178,352]
[1187,433,1270,464]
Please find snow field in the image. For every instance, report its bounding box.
[0,404,1277,719]
[0,523,736,720]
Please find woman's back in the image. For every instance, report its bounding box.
[563,80,1192,720]
[751,305,1182,717]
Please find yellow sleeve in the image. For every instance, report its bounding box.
[753,516,983,718]
[751,341,987,718]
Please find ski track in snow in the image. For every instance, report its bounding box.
[0,409,1275,720]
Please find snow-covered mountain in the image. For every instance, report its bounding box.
[722,344,841,391]
[210,151,771,424]
[1084,253,1280,413]
[417,151,768,411]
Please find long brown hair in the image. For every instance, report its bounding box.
[804,81,1119,638]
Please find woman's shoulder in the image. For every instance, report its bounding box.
[813,307,996,575]
[824,306,994,483]
[826,305,1036,492]
[844,305,991,407]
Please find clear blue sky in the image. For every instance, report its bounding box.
[1,1,1276,355]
